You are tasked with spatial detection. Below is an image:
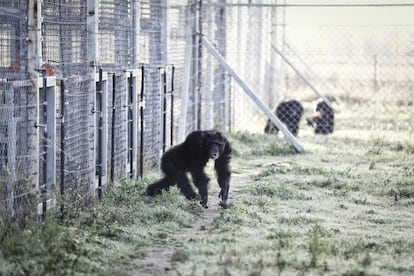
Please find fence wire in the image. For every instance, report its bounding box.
[200,0,414,137]
[0,1,28,81]
[1,0,414,226]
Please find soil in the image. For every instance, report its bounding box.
[127,175,247,275]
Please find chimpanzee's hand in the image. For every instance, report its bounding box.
[218,187,229,209]
[200,196,208,209]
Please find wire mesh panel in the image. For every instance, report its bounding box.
[160,65,175,150]
[42,0,89,76]
[0,81,38,220]
[167,1,194,138]
[0,0,28,81]
[107,73,128,181]
[62,76,93,199]
[198,1,414,138]
[99,0,133,71]
[283,12,414,136]
[140,0,165,65]
[199,0,231,131]
[198,1,282,133]
[141,66,162,172]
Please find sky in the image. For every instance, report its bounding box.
[284,0,414,26]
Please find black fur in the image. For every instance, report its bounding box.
[264,100,304,136]
[306,100,334,134]
[146,130,231,208]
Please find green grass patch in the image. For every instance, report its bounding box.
[0,175,204,275]
[1,101,414,275]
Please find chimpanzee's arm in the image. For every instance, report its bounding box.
[215,141,231,208]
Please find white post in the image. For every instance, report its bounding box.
[161,0,168,66]
[132,0,141,67]
[87,0,98,195]
[45,79,56,192]
[202,36,304,153]
[130,70,139,178]
[204,0,214,129]
[27,0,42,207]
[27,0,42,78]
[37,76,57,215]
[177,17,194,142]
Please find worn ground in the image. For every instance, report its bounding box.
[128,173,249,275]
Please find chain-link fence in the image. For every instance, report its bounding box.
[1,0,414,226]
[198,1,414,137]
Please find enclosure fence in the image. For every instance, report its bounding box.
[1,0,414,225]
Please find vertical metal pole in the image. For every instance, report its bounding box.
[28,0,42,215]
[195,0,203,130]
[132,0,141,67]
[170,66,175,145]
[205,0,214,129]
[128,71,134,178]
[97,68,103,200]
[45,80,56,198]
[139,66,145,178]
[60,79,65,218]
[41,75,47,221]
[110,74,116,183]
[127,70,138,180]
[87,0,98,196]
[38,76,57,220]
[28,0,42,76]
[162,68,167,153]
[160,0,168,66]
[178,20,193,142]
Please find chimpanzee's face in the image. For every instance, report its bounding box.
[206,132,226,160]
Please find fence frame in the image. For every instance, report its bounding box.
[35,76,57,217]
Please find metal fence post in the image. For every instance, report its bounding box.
[96,68,104,200]
[127,70,138,179]
[161,68,167,153]
[110,73,116,183]
[28,0,42,218]
[37,75,56,219]
[87,0,98,197]
[60,78,65,218]
[170,66,175,145]
[139,66,145,178]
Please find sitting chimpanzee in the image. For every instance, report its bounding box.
[306,99,334,134]
[264,99,304,136]
[146,130,231,208]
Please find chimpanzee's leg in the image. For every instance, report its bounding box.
[146,174,176,196]
[191,170,210,208]
[176,171,199,200]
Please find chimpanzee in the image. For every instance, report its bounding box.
[146,130,232,208]
[306,99,334,134]
[264,100,304,136]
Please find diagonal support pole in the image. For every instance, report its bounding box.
[201,35,304,153]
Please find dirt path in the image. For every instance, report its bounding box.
[128,175,248,275]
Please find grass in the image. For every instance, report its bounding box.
[170,101,414,275]
[0,100,413,275]
[0,175,204,275]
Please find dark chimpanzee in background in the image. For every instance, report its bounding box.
[264,99,304,136]
[146,130,231,208]
[306,99,334,134]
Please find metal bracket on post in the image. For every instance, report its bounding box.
[201,35,305,153]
